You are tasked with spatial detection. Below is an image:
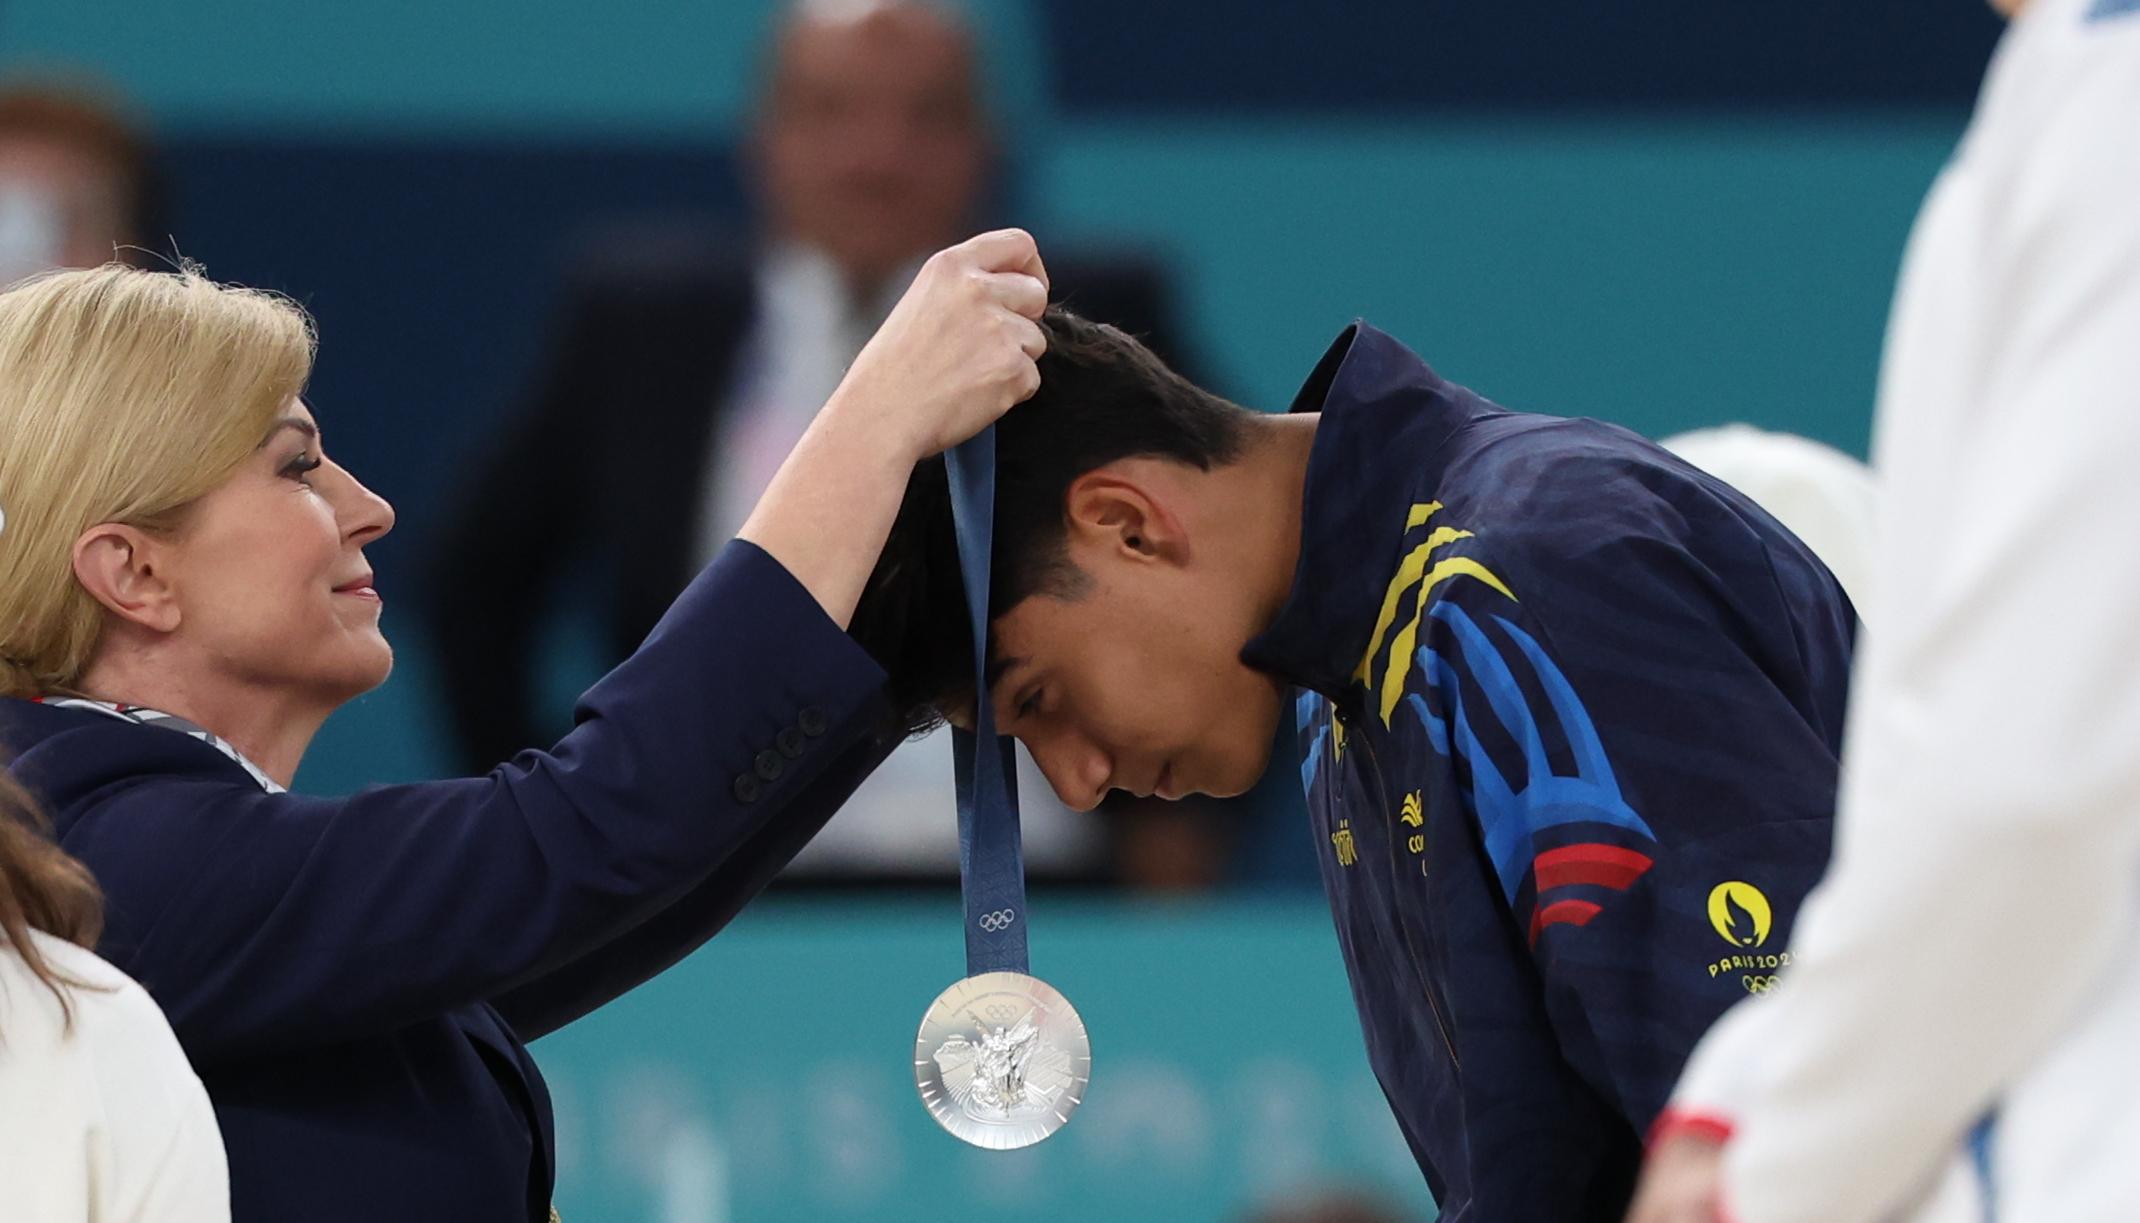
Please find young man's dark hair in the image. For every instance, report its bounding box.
[850,306,1253,737]
[849,305,1858,1222]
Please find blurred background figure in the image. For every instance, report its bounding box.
[0,80,156,283]
[423,0,1195,885]
[1662,424,1878,613]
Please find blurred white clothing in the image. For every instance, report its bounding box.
[0,930,228,1221]
[696,242,908,557]
[0,185,66,287]
[1665,2,2140,1219]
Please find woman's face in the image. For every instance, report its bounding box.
[164,400,396,703]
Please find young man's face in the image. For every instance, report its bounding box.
[983,468,1288,811]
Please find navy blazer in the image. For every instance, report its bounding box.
[0,541,895,1222]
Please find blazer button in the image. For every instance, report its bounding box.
[732,774,762,804]
[754,750,784,782]
[776,726,806,759]
[798,706,829,737]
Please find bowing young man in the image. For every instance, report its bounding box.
[848,310,1856,1220]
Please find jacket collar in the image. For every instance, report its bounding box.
[1240,322,1504,698]
[36,696,284,793]
[0,695,267,814]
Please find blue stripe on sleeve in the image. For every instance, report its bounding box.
[1412,605,1656,903]
[1494,613,1633,801]
[1297,690,1328,793]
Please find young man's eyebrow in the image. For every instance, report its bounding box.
[984,654,1026,693]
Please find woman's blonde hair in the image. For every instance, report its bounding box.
[0,263,315,698]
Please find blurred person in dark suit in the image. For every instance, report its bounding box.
[0,81,157,283]
[427,0,1194,883]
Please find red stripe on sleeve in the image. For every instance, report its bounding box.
[1646,1107,1736,1150]
[1534,844,1654,893]
[1527,898,1603,945]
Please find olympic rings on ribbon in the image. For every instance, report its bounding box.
[977,908,1019,933]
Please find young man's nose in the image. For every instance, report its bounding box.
[1028,735,1111,814]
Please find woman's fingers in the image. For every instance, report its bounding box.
[958,227,1048,292]
[979,270,1048,320]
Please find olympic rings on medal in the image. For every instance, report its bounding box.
[976,908,1019,933]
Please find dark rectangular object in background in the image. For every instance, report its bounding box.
[1040,0,2005,113]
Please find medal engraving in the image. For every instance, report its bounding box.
[914,972,1090,1149]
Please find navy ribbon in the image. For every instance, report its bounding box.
[945,428,1031,976]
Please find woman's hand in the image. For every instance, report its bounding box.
[821,227,1050,465]
[1626,1133,1729,1223]
[737,229,1050,627]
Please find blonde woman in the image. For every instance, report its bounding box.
[0,769,227,1220]
[0,233,1047,1222]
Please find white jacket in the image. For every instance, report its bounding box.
[1663,1,2140,1219]
[0,931,228,1222]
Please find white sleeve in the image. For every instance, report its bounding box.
[87,976,230,1223]
[1667,28,2140,1223]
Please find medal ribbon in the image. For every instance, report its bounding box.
[945,428,1031,976]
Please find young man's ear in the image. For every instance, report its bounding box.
[1063,469,1189,564]
[71,523,182,634]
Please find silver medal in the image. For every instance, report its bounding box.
[913,971,1091,1149]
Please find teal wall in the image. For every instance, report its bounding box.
[0,0,780,134]
[0,0,1046,136]
[1038,118,1954,456]
[533,900,1436,1223]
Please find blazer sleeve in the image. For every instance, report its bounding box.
[489,730,900,1040]
[63,541,888,1062]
